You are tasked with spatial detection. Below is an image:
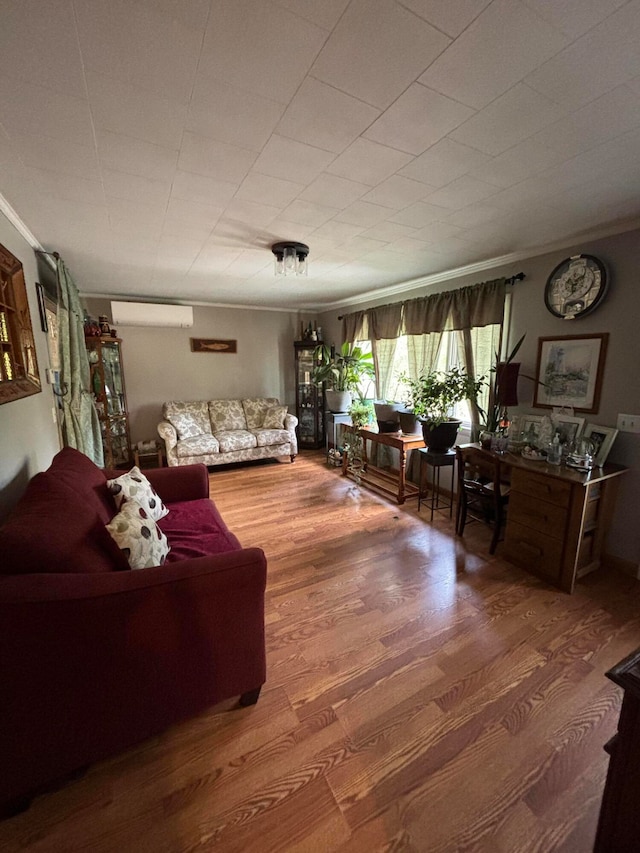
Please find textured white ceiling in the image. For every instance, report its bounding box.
[1,0,640,310]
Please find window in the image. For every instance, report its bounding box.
[0,242,41,404]
[362,323,501,427]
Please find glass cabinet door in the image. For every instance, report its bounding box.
[295,342,324,449]
[86,336,132,468]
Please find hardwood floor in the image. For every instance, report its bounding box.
[3,450,640,852]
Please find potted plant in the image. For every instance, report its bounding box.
[342,400,372,484]
[373,400,402,433]
[311,343,375,413]
[401,367,485,451]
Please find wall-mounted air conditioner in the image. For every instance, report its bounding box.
[110,301,194,328]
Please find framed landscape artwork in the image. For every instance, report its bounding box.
[534,333,608,413]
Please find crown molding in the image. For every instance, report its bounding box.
[3,187,639,315]
[80,293,301,314]
[0,191,45,251]
[310,215,640,314]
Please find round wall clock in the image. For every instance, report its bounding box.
[544,254,608,320]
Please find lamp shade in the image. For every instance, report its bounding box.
[496,361,520,406]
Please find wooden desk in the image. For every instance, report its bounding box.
[459,444,628,593]
[594,645,640,851]
[342,427,425,504]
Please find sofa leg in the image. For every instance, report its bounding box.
[239,686,262,707]
[290,455,296,463]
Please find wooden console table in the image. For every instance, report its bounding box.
[459,445,628,593]
[342,426,425,504]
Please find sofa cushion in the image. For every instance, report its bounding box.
[242,397,279,429]
[252,428,291,448]
[176,435,220,458]
[208,400,247,433]
[164,402,211,439]
[106,500,170,569]
[216,430,258,452]
[0,472,128,575]
[107,467,169,522]
[262,405,288,429]
[159,499,241,561]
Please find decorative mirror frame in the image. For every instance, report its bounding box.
[0,242,41,404]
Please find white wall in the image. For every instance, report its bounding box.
[320,227,640,568]
[0,213,60,521]
[85,298,301,444]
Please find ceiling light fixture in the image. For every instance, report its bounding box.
[271,241,309,277]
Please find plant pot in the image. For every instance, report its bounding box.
[398,409,421,435]
[420,419,462,452]
[325,390,351,413]
[374,402,400,433]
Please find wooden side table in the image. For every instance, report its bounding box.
[342,426,424,504]
[133,448,164,469]
[417,448,456,521]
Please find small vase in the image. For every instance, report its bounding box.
[479,430,494,450]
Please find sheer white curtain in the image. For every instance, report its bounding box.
[406,332,443,378]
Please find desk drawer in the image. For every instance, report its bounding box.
[511,468,571,508]
[508,492,567,539]
[504,520,564,582]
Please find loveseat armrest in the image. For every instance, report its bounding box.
[284,412,298,456]
[0,548,267,809]
[157,420,178,466]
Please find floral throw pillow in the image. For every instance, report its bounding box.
[170,412,207,440]
[262,405,288,429]
[106,500,169,570]
[106,466,169,522]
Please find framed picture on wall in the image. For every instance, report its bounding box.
[533,333,608,413]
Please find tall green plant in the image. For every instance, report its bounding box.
[311,342,375,400]
[401,367,484,426]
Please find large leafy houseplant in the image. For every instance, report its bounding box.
[401,366,485,451]
[401,367,485,426]
[311,343,375,400]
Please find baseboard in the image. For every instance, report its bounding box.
[602,553,640,579]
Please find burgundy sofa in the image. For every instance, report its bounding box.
[0,447,267,816]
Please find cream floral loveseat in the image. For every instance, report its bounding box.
[157,398,298,467]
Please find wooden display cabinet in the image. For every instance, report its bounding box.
[294,341,324,449]
[86,336,132,468]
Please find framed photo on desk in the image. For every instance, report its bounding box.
[553,415,584,445]
[583,423,618,467]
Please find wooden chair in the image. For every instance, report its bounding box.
[455,445,510,554]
